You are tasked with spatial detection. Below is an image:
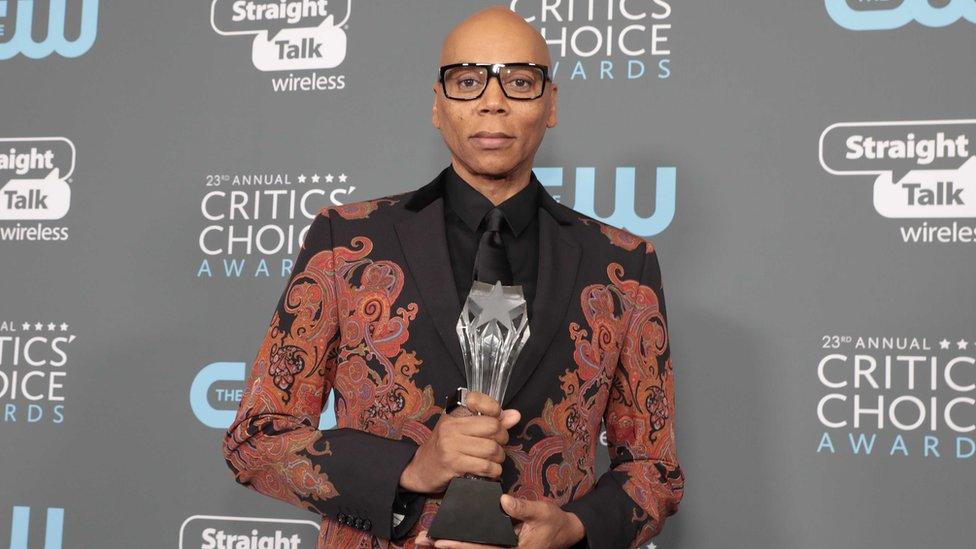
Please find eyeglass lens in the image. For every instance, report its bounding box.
[443,66,545,99]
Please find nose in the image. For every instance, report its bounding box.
[477,75,510,113]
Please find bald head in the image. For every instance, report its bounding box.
[430,6,557,196]
[439,6,551,68]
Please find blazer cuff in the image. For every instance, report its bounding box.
[560,472,640,549]
[313,428,421,540]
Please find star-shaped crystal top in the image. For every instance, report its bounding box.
[455,280,531,402]
[469,280,525,331]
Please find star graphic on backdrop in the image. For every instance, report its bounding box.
[298,174,307,183]
[47,322,56,330]
[60,322,69,331]
[325,174,334,183]
[956,339,968,350]
[470,281,520,330]
[339,173,348,183]
[311,173,320,184]
[34,322,43,330]
[939,339,951,349]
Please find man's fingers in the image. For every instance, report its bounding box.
[432,539,506,549]
[455,434,506,463]
[500,493,541,520]
[415,530,435,547]
[499,408,521,429]
[455,415,506,438]
[453,410,519,440]
[463,390,502,417]
[455,454,503,478]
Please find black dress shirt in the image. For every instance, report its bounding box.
[443,164,541,317]
[390,165,543,540]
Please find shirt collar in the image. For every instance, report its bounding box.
[443,164,540,237]
[403,164,577,226]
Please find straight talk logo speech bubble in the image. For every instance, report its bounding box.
[211,0,350,72]
[0,137,75,221]
[825,0,976,30]
[819,119,976,219]
[179,515,319,549]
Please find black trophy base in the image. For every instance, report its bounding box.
[426,476,518,547]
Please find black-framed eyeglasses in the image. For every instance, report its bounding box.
[437,62,551,101]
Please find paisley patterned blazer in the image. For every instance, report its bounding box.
[221,166,685,549]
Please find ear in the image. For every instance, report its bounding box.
[432,83,441,129]
[546,83,558,128]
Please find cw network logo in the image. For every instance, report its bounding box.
[534,166,676,237]
[190,361,336,429]
[7,506,64,549]
[826,0,975,30]
[0,0,99,59]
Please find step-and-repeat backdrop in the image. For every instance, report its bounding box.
[2,1,974,547]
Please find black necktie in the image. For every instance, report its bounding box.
[473,207,513,285]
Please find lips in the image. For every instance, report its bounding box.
[472,131,513,138]
[470,131,515,149]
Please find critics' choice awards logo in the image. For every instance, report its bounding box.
[180,516,319,549]
[190,361,336,430]
[211,0,349,92]
[511,0,673,82]
[816,335,976,460]
[819,119,976,244]
[0,0,98,59]
[7,506,64,549]
[0,137,74,242]
[0,320,75,425]
[196,171,355,279]
[535,165,676,236]
[826,0,975,30]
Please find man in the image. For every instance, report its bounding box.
[221,6,684,549]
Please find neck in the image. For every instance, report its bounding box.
[451,159,532,206]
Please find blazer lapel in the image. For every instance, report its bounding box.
[394,192,468,381]
[501,206,581,409]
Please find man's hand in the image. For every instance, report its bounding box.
[399,390,521,494]
[414,494,587,548]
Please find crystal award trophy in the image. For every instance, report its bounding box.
[426,280,531,547]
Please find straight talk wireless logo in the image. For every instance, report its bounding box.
[179,516,319,549]
[0,137,74,242]
[211,0,350,93]
[819,119,976,244]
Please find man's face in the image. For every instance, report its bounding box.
[432,27,557,179]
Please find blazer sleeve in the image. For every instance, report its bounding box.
[561,239,685,549]
[220,211,426,540]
